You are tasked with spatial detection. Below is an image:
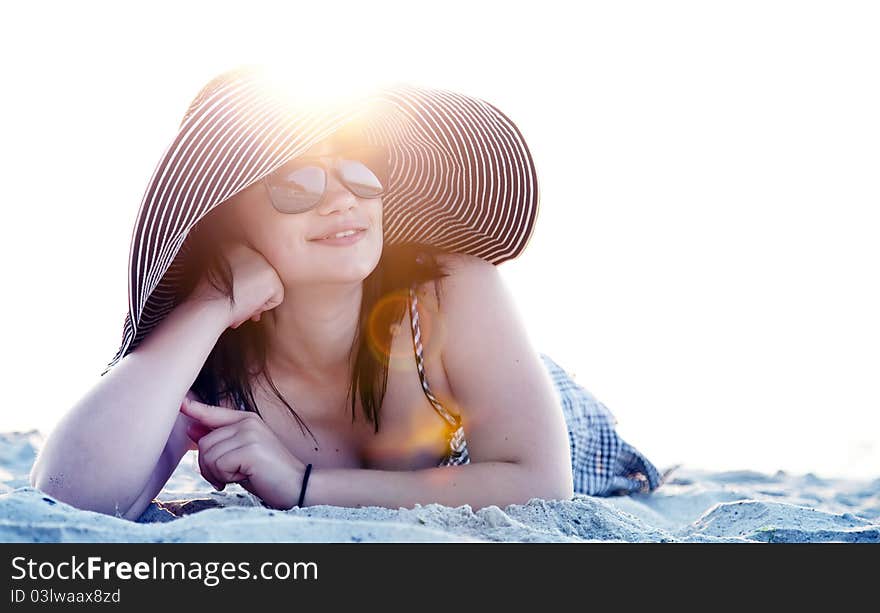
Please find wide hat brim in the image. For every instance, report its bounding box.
[102,66,540,376]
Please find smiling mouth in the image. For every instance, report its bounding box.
[308,228,368,245]
[309,228,368,241]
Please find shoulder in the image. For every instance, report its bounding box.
[432,252,497,303]
[410,252,498,318]
[426,253,523,377]
[434,252,504,317]
[435,252,494,274]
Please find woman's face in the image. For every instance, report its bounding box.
[213,136,384,286]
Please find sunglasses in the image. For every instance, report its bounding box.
[262,146,389,214]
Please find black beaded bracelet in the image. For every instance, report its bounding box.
[297,463,313,508]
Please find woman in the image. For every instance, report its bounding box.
[29,66,665,521]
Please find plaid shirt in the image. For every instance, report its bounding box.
[538,353,664,496]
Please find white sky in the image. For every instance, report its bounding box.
[1,1,877,479]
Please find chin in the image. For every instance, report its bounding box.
[316,248,381,283]
[340,255,381,281]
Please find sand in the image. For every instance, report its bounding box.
[1,430,877,543]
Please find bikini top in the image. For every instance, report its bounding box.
[407,284,470,467]
[232,282,470,467]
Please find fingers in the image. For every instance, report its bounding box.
[201,436,250,487]
[197,444,225,490]
[193,422,259,490]
[267,285,284,309]
[180,396,251,428]
[192,422,239,451]
[185,421,212,444]
[193,423,243,489]
[237,311,263,327]
[251,300,277,323]
[213,445,254,484]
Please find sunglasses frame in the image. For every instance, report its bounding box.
[261,147,388,214]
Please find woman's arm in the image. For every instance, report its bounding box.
[307,254,574,509]
[29,296,229,518]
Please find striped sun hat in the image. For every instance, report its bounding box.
[101,65,540,376]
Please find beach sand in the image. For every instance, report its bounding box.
[2,430,878,543]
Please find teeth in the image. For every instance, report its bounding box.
[326,229,358,239]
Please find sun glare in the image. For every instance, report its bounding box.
[245,61,386,116]
[365,290,447,373]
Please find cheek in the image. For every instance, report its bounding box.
[368,203,384,248]
[272,223,313,257]
[246,218,311,266]
[370,200,383,230]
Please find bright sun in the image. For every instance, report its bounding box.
[244,61,388,116]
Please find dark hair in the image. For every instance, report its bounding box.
[175,212,452,449]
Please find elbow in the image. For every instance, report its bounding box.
[524,461,574,503]
[29,454,64,500]
[29,467,70,509]
[550,479,575,502]
[534,481,574,504]
[29,469,74,512]
[29,465,137,521]
[552,462,575,500]
[28,458,60,498]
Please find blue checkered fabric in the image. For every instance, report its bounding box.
[538,352,664,496]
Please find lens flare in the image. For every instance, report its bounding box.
[365,290,412,370]
[361,416,451,465]
[246,62,380,117]
[365,289,446,373]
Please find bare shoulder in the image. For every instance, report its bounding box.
[426,252,497,312]
[434,251,491,273]
[434,253,502,314]
[427,252,521,374]
[410,252,504,358]
[406,253,498,341]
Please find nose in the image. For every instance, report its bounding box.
[315,167,359,215]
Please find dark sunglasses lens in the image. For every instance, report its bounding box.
[266,166,325,212]
[338,159,385,198]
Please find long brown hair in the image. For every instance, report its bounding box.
[174,211,451,449]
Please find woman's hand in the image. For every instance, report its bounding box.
[180,396,306,510]
[187,240,285,331]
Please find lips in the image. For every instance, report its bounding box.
[309,228,368,247]
[309,225,368,241]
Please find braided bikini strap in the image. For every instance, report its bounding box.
[407,285,462,430]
